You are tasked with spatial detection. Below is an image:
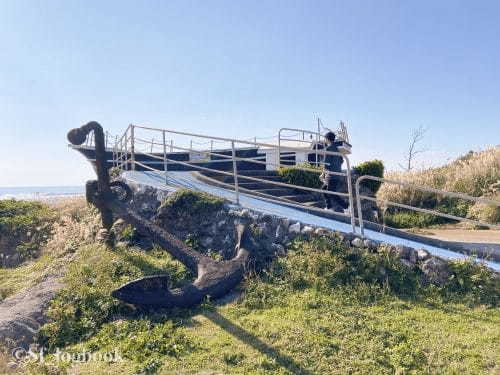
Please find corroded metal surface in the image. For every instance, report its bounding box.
[67,122,251,308]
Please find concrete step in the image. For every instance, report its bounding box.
[255,188,298,197]
[223,175,283,184]
[237,170,279,177]
[238,182,278,190]
[281,194,320,203]
[303,201,325,208]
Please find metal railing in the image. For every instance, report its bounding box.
[112,124,357,232]
[110,124,500,240]
[355,175,500,237]
[278,128,322,166]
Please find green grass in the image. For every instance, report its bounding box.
[0,200,56,263]
[24,235,499,375]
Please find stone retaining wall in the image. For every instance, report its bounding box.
[124,182,498,284]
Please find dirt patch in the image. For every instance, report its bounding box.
[414,229,500,244]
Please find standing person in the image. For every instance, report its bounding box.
[321,132,348,212]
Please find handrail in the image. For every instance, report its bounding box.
[131,159,353,220]
[113,124,357,232]
[278,127,321,167]
[355,175,500,237]
[134,136,329,174]
[133,149,351,198]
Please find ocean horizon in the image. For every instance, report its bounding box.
[0,185,85,201]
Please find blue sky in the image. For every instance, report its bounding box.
[1,0,499,187]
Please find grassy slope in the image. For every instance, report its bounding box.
[0,199,101,301]
[377,147,500,228]
[22,235,499,375]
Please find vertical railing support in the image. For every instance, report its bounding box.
[124,133,128,171]
[231,141,240,204]
[355,178,365,237]
[344,157,357,234]
[130,125,135,171]
[162,130,168,184]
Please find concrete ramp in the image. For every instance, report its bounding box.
[122,170,500,271]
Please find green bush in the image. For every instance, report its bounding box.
[159,189,225,218]
[277,162,322,189]
[383,197,473,229]
[354,160,385,193]
[108,167,122,179]
[383,211,447,229]
[0,200,55,263]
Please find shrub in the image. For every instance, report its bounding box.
[108,167,122,179]
[468,192,500,224]
[445,259,500,306]
[0,200,56,264]
[383,211,446,228]
[159,189,225,219]
[354,160,385,193]
[278,162,322,189]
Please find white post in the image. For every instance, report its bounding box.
[130,125,135,171]
[163,130,168,184]
[316,118,320,166]
[231,141,240,204]
[210,140,213,152]
[124,135,128,171]
[170,140,173,152]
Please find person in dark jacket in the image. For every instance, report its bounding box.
[321,132,348,212]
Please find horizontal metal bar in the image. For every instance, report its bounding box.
[361,194,500,230]
[131,124,347,159]
[132,160,351,218]
[134,150,349,198]
[134,136,344,175]
[357,175,500,207]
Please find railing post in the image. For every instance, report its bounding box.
[124,134,128,171]
[170,140,173,152]
[355,178,365,237]
[278,129,281,167]
[210,140,213,152]
[231,141,240,204]
[344,157,356,234]
[130,125,135,171]
[163,130,168,184]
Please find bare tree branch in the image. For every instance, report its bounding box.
[401,126,428,171]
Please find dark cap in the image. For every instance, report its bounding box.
[324,132,336,142]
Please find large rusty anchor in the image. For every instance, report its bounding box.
[67,122,251,308]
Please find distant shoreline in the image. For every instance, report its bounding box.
[0,186,85,202]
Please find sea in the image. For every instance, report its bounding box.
[0,186,85,201]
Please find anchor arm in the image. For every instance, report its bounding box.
[68,122,253,308]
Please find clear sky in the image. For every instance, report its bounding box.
[1,0,499,187]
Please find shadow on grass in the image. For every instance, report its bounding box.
[203,310,313,375]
